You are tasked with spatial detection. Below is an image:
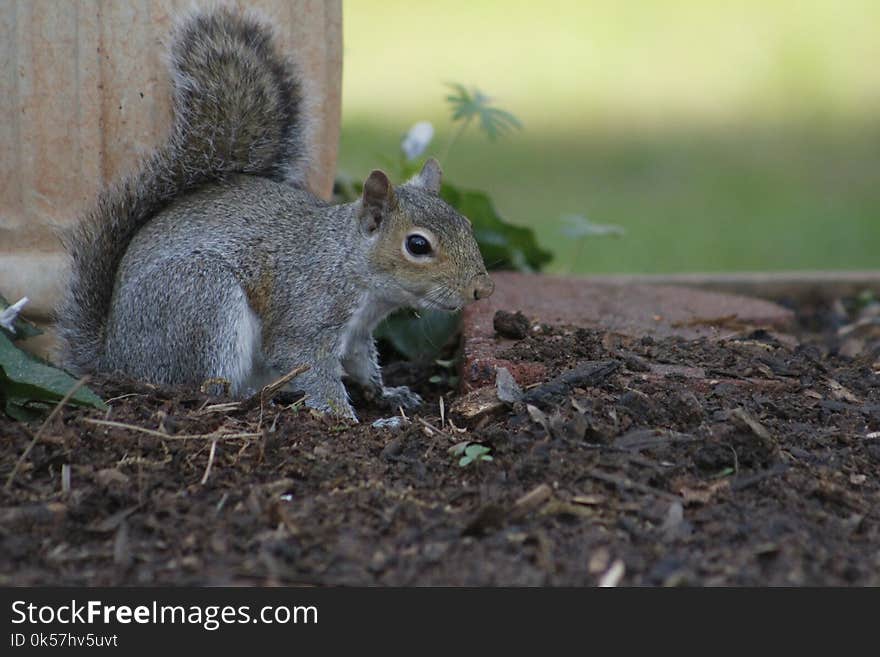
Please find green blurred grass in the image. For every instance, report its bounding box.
[337,1,880,274]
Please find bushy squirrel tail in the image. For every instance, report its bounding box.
[56,6,309,372]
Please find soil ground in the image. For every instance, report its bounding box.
[2,300,879,586]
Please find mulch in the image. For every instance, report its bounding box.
[1,303,879,586]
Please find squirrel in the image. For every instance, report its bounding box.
[55,6,494,420]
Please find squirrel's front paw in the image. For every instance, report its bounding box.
[381,386,423,411]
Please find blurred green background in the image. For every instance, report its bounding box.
[337,0,879,274]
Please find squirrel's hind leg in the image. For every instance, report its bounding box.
[103,257,261,397]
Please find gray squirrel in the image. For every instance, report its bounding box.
[55,6,494,420]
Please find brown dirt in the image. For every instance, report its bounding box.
[2,315,879,586]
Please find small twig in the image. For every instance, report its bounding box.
[194,366,310,421]
[568,237,587,275]
[215,492,229,516]
[439,114,473,164]
[198,402,242,415]
[233,439,252,464]
[61,463,72,496]
[257,364,310,429]
[137,436,144,506]
[725,443,740,475]
[584,469,681,503]
[5,377,89,491]
[418,416,460,458]
[200,438,219,485]
[509,483,553,520]
[730,463,790,492]
[116,455,172,468]
[416,417,459,442]
[83,418,261,441]
[447,418,467,433]
[104,393,149,405]
[260,365,310,405]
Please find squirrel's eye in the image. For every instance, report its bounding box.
[406,234,432,257]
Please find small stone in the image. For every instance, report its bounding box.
[493,310,530,340]
[372,416,407,430]
[621,351,651,372]
[495,367,523,403]
[618,389,655,420]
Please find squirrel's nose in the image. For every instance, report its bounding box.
[469,273,495,301]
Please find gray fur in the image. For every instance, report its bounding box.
[55,7,492,420]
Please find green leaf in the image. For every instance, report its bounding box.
[5,399,47,422]
[375,308,461,362]
[449,441,470,456]
[711,467,736,479]
[458,444,492,467]
[445,84,523,141]
[442,184,552,272]
[464,444,491,459]
[0,330,106,417]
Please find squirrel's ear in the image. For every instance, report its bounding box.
[410,158,443,195]
[360,170,397,232]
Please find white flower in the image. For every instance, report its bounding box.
[0,296,29,334]
[400,121,434,161]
